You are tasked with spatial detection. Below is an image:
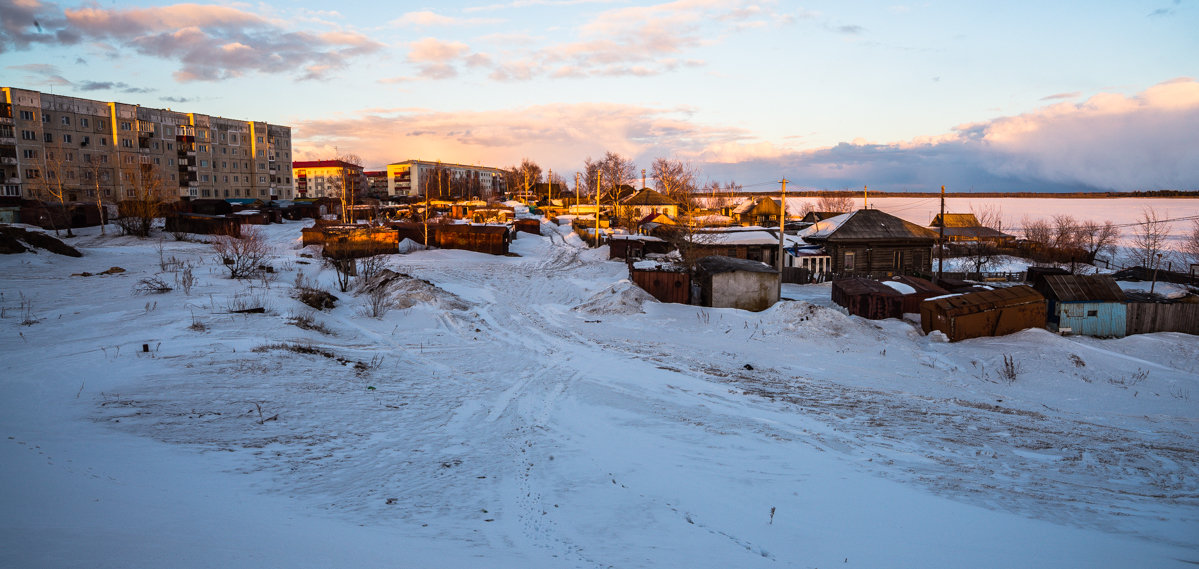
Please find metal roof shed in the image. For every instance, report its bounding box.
[832,278,904,320]
[921,285,1046,342]
[1036,275,1127,337]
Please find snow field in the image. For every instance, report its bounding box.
[1,219,1197,568]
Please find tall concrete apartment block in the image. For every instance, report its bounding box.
[1,87,293,202]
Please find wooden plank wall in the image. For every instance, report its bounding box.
[1126,303,1199,335]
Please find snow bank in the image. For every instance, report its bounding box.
[358,269,471,310]
[573,280,657,315]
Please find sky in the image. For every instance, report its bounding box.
[2,0,1198,192]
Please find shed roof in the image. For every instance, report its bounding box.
[834,277,902,297]
[696,255,778,274]
[922,285,1044,315]
[930,213,982,227]
[622,188,678,206]
[800,209,938,242]
[1041,275,1126,303]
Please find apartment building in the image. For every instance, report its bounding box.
[386,160,506,199]
[292,160,365,199]
[1,87,294,202]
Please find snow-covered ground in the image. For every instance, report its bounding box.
[2,221,1197,568]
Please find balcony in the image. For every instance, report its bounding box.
[1,157,16,165]
[0,136,15,146]
[268,154,276,162]
[4,176,19,184]
[137,120,155,133]
[0,116,11,126]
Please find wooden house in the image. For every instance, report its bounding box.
[1034,274,1127,337]
[687,229,781,266]
[921,286,1047,342]
[730,197,781,226]
[620,189,679,220]
[929,213,1014,245]
[694,256,779,312]
[799,209,937,277]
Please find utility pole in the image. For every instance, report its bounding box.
[574,172,580,210]
[595,171,602,247]
[777,178,788,272]
[863,185,868,209]
[547,168,552,203]
[937,185,945,280]
[642,168,646,189]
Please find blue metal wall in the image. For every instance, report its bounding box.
[1057,302,1127,338]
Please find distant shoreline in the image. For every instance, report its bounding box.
[731,190,1199,199]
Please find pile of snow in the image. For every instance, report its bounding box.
[358,269,471,310]
[396,238,425,254]
[573,279,657,315]
[882,281,917,295]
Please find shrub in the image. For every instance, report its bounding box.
[212,227,271,279]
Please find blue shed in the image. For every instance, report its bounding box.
[1036,274,1127,337]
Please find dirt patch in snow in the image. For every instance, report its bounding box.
[358,269,472,311]
[573,280,657,315]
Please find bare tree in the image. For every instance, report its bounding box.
[651,157,698,206]
[1021,216,1052,246]
[116,163,169,238]
[515,158,542,200]
[1050,214,1080,251]
[212,226,271,279]
[816,193,854,213]
[1185,219,1199,266]
[971,203,1005,234]
[1077,220,1120,265]
[1128,207,1173,269]
[597,151,636,204]
[83,157,111,235]
[29,145,75,237]
[334,153,364,223]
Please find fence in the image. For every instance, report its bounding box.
[1126,302,1199,335]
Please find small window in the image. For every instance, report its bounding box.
[44,132,53,142]
[1087,310,1098,317]
[80,118,89,127]
[844,252,855,271]
[19,110,34,121]
[61,116,71,125]
[63,134,72,143]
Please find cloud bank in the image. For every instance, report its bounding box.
[0,1,383,81]
[299,78,1199,192]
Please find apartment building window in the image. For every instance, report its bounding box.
[100,137,108,146]
[19,110,34,120]
[81,135,89,146]
[198,144,208,152]
[80,118,89,128]
[3,186,18,196]
[120,121,131,130]
[224,176,229,182]
[25,169,40,179]
[172,174,178,182]
[124,155,135,164]
[61,116,70,125]
[257,149,264,157]
[44,132,53,143]
[66,171,74,179]
[232,162,238,169]
[221,147,227,154]
[202,175,210,182]
[259,176,266,183]
[167,158,174,166]
[22,149,37,159]
[154,158,160,165]
[98,120,106,129]
[21,130,35,140]
[42,113,50,123]
[230,134,237,143]
[153,142,159,150]
[220,133,226,142]
[200,159,209,167]
[257,163,264,170]
[121,138,132,148]
[65,152,73,162]
[256,136,263,143]
[166,142,173,150]
[84,171,93,180]
[63,134,72,143]
[99,155,108,164]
